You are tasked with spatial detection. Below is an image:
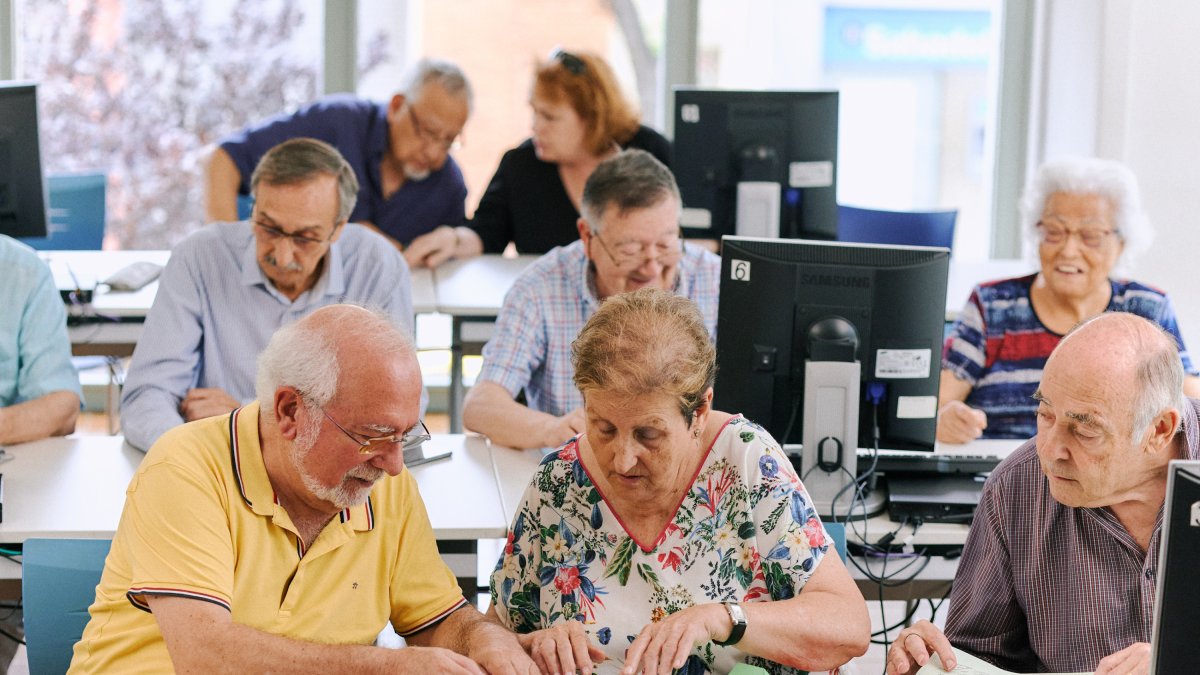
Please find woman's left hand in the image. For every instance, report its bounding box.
[621,603,728,675]
[517,620,607,675]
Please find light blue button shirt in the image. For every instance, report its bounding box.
[120,222,416,451]
[0,235,81,407]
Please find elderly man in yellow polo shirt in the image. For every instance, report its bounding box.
[69,305,536,673]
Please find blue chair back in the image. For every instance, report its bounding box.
[837,204,957,251]
[20,172,106,250]
[824,522,848,560]
[23,538,111,675]
[236,193,254,221]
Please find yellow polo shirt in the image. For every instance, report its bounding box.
[69,403,466,673]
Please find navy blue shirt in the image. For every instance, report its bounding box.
[220,95,467,246]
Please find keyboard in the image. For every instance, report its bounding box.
[857,439,1027,475]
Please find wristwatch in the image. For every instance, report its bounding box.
[714,601,747,646]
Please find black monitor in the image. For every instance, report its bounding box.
[673,89,838,241]
[0,82,48,239]
[714,236,949,452]
[1150,459,1200,673]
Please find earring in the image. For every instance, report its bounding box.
[692,427,701,438]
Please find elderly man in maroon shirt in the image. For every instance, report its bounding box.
[887,311,1200,675]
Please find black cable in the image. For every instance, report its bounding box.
[0,623,24,645]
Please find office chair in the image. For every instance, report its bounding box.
[19,172,107,251]
[837,204,957,251]
[22,538,111,674]
[237,194,254,220]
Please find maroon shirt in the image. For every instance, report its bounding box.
[945,398,1200,672]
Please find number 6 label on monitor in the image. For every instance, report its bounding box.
[731,260,751,282]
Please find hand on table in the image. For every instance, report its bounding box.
[1094,642,1150,675]
[542,408,587,450]
[518,620,606,675]
[622,603,726,675]
[180,388,241,422]
[885,620,956,675]
[936,401,987,444]
[405,225,459,269]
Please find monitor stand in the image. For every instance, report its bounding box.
[735,181,781,238]
[797,359,886,521]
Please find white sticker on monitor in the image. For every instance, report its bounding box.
[729,259,751,282]
[896,396,938,419]
[680,103,701,124]
[874,348,932,379]
[680,207,712,229]
[1191,500,1200,527]
[789,161,834,188]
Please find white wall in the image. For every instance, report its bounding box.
[1101,0,1200,358]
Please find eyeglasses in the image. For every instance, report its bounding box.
[1036,221,1119,249]
[550,47,587,75]
[406,105,460,151]
[590,228,684,270]
[320,407,431,455]
[253,218,338,251]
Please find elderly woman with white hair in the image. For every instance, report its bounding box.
[939,157,1200,443]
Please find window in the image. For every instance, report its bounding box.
[16,0,327,249]
[697,0,998,260]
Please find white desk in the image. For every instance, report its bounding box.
[433,255,539,432]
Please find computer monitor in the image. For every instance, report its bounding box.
[1150,459,1200,673]
[673,89,838,241]
[0,82,49,239]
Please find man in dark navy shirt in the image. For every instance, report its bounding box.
[205,58,471,249]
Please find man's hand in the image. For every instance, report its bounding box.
[180,388,241,422]
[517,621,606,675]
[405,226,459,268]
[885,620,956,675]
[622,603,726,675]
[542,408,586,450]
[936,400,987,444]
[1094,642,1150,675]
[397,646,488,673]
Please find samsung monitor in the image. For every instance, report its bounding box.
[1150,459,1200,673]
[714,236,949,514]
[0,82,48,239]
[673,89,838,241]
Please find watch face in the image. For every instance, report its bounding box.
[728,602,747,623]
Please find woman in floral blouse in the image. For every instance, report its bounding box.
[488,289,869,675]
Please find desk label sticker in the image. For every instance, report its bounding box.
[875,348,932,379]
[730,259,751,282]
[1191,500,1200,527]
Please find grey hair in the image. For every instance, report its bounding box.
[1019,157,1152,276]
[1130,326,1186,444]
[580,149,680,233]
[404,58,474,114]
[250,138,359,224]
[254,305,416,421]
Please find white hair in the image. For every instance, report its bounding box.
[255,321,340,421]
[1019,157,1153,276]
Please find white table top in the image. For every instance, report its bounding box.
[0,435,141,542]
[409,267,436,315]
[433,254,539,316]
[41,250,171,318]
[0,433,508,543]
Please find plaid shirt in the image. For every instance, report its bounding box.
[945,397,1200,672]
[477,239,720,424]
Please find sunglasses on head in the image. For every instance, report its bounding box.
[550,47,586,75]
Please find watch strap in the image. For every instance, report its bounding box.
[713,601,747,646]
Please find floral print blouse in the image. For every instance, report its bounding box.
[490,416,831,674]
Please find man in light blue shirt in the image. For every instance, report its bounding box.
[0,234,81,444]
[121,138,417,451]
[462,150,720,450]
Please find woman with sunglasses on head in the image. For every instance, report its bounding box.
[939,157,1200,444]
[403,49,671,268]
